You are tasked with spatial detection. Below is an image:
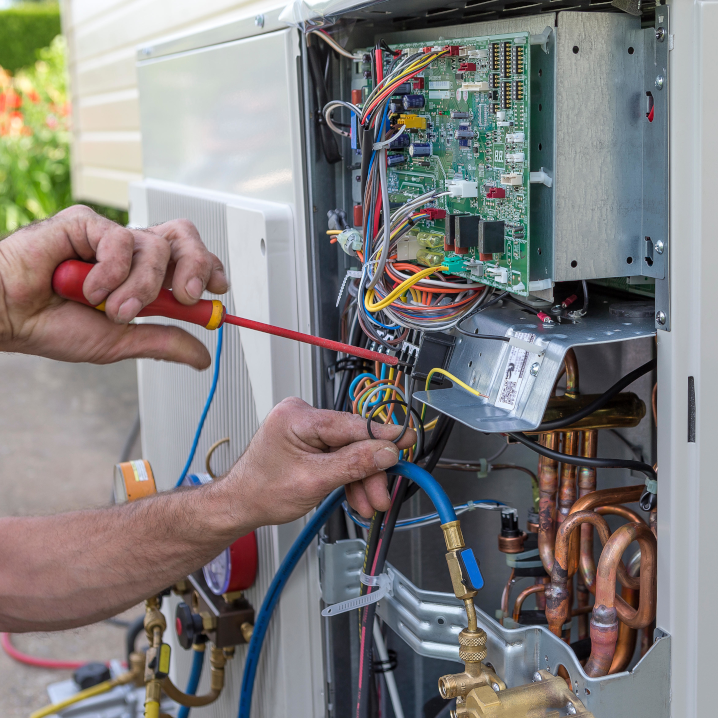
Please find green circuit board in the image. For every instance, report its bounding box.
[363,33,532,295]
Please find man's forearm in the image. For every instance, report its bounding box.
[0,480,247,632]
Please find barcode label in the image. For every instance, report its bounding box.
[495,332,535,411]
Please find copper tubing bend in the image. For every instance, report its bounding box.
[545,511,611,636]
[585,522,657,677]
[568,485,644,592]
[512,584,545,624]
[161,646,227,707]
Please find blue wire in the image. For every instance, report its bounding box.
[177,648,205,718]
[349,373,378,401]
[174,325,224,488]
[238,488,346,718]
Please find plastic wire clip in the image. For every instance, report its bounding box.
[321,569,394,617]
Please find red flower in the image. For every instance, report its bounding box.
[0,93,5,113]
[27,90,40,104]
[6,90,21,109]
[9,110,22,120]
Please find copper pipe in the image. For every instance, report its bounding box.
[569,486,644,593]
[574,430,598,579]
[572,604,593,617]
[500,568,516,624]
[512,584,545,624]
[586,523,656,677]
[595,505,646,525]
[609,584,639,674]
[535,392,646,434]
[595,522,657,630]
[538,432,560,572]
[649,506,657,538]
[563,348,579,397]
[545,511,611,636]
[576,573,590,640]
[557,431,578,526]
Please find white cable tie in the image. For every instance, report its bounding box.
[508,336,544,354]
[336,270,363,307]
[372,125,406,150]
[321,570,393,617]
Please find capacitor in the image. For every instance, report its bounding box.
[450,110,471,119]
[392,83,412,95]
[402,94,426,110]
[459,139,470,147]
[409,142,433,157]
[389,132,411,149]
[454,129,474,139]
[387,153,407,166]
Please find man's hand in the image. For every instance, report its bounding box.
[216,397,417,521]
[0,205,228,368]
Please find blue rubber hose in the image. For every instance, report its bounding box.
[390,460,457,524]
[177,647,205,718]
[175,325,225,488]
[238,487,346,718]
[238,463,456,718]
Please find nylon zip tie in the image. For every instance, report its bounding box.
[372,125,407,150]
[321,569,393,617]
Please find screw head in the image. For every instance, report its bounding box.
[655,75,665,90]
[530,362,540,377]
[567,704,577,715]
[491,682,500,692]
[255,14,265,27]
[656,27,666,42]
[533,671,542,682]
[656,310,667,325]
[654,240,664,254]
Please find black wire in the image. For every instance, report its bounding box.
[367,376,414,444]
[538,358,656,432]
[581,280,589,314]
[356,478,408,718]
[455,291,510,341]
[366,399,425,454]
[508,431,657,511]
[609,429,646,464]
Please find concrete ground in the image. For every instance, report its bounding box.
[0,353,142,717]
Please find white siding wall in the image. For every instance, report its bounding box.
[60,0,282,209]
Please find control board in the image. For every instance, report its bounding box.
[360,33,532,295]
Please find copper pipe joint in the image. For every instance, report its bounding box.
[563,348,579,397]
[498,532,527,553]
[585,605,619,677]
[557,431,578,525]
[536,392,645,433]
[545,510,611,636]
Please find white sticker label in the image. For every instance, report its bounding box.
[429,90,450,100]
[463,90,469,102]
[130,460,149,482]
[495,332,535,411]
[429,80,451,90]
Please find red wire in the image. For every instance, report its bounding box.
[1,632,87,670]
[647,105,654,122]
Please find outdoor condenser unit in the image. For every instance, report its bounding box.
[130,1,715,717]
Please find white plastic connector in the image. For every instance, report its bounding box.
[447,179,479,198]
[461,81,489,92]
[505,132,525,143]
[506,152,525,162]
[397,235,420,261]
[529,168,553,187]
[500,173,523,186]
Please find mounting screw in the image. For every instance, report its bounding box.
[491,682,500,692]
[530,362,540,377]
[567,704,577,716]
[656,27,666,42]
[654,240,664,254]
[656,311,667,325]
[533,672,543,682]
[655,75,665,90]
[255,14,265,27]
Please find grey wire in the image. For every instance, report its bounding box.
[367,147,392,290]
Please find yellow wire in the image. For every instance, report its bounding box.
[421,368,487,420]
[365,266,447,312]
[424,417,438,431]
[326,230,342,235]
[30,677,125,718]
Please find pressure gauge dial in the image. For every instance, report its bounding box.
[203,532,258,596]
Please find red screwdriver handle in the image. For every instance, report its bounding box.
[52,260,225,330]
[52,260,399,367]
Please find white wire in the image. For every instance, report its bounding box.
[359,384,407,418]
[367,148,392,290]
[373,622,405,718]
[323,100,361,138]
[309,29,364,60]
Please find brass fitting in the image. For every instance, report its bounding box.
[129,651,147,688]
[144,679,162,718]
[442,520,465,551]
[144,597,166,642]
[438,628,506,701]
[240,622,254,643]
[450,670,594,717]
[442,521,478,604]
[200,611,217,631]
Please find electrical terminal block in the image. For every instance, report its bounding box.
[500,173,523,186]
[461,81,489,92]
[506,131,525,143]
[506,152,525,162]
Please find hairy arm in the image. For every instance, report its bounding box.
[0,398,414,632]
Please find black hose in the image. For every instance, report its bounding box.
[126,614,146,664]
[538,358,656,432]
[508,431,657,511]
